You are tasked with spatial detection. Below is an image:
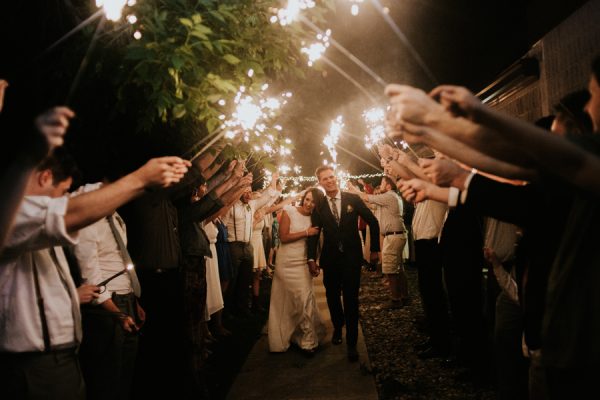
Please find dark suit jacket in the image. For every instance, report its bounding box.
[458,173,572,350]
[307,191,380,268]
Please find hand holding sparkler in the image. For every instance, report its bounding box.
[131,157,191,188]
[429,85,484,120]
[96,263,135,289]
[77,284,101,304]
[384,84,446,134]
[34,106,76,150]
[418,158,470,188]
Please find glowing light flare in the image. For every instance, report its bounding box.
[323,115,344,163]
[274,0,316,26]
[348,0,364,16]
[233,96,262,130]
[126,14,137,24]
[301,31,332,67]
[96,0,127,21]
[133,30,142,40]
[363,107,386,148]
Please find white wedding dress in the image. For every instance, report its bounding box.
[268,205,325,352]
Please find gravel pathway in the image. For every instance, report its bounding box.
[359,267,497,400]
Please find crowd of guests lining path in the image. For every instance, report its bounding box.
[0,54,599,400]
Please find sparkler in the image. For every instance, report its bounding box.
[96,263,134,287]
[363,107,386,149]
[348,0,365,16]
[96,0,128,22]
[301,31,331,66]
[298,15,387,88]
[369,0,439,85]
[271,0,316,26]
[41,10,104,56]
[66,17,106,105]
[336,143,383,172]
[323,115,344,165]
[321,56,379,104]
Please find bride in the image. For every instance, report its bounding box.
[268,188,326,353]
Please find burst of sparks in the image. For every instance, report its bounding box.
[348,0,364,16]
[272,0,316,26]
[363,107,386,148]
[323,115,344,163]
[96,0,127,21]
[301,30,331,67]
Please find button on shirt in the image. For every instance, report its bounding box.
[365,190,405,234]
[224,189,280,243]
[73,212,133,305]
[0,196,80,352]
[412,199,448,240]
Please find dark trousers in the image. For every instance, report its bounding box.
[80,294,138,400]
[181,255,209,399]
[414,238,451,352]
[0,347,85,400]
[322,251,362,347]
[135,268,188,399]
[228,241,254,312]
[440,209,487,369]
[494,292,529,400]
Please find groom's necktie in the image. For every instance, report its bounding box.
[107,214,142,297]
[329,196,340,225]
[329,196,343,252]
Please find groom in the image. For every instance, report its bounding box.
[307,166,380,362]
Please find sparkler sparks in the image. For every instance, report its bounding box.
[301,30,331,66]
[96,0,127,22]
[271,0,316,26]
[363,107,386,148]
[323,115,344,164]
[348,0,364,16]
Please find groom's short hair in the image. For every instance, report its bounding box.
[315,165,334,178]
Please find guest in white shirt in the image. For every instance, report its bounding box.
[71,182,144,400]
[222,172,280,316]
[0,151,191,400]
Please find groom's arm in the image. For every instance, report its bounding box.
[352,194,380,253]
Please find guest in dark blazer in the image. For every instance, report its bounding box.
[307,166,380,362]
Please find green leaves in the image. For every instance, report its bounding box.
[223,54,241,65]
[97,0,330,153]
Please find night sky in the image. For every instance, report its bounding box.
[0,0,590,177]
[277,0,589,175]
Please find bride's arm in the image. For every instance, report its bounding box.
[279,210,320,244]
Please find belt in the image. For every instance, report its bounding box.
[384,231,405,236]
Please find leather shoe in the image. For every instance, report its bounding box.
[332,328,343,345]
[347,346,359,362]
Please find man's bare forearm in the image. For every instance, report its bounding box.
[65,173,146,234]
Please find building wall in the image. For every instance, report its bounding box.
[489,0,600,121]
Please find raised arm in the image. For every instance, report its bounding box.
[65,157,190,234]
